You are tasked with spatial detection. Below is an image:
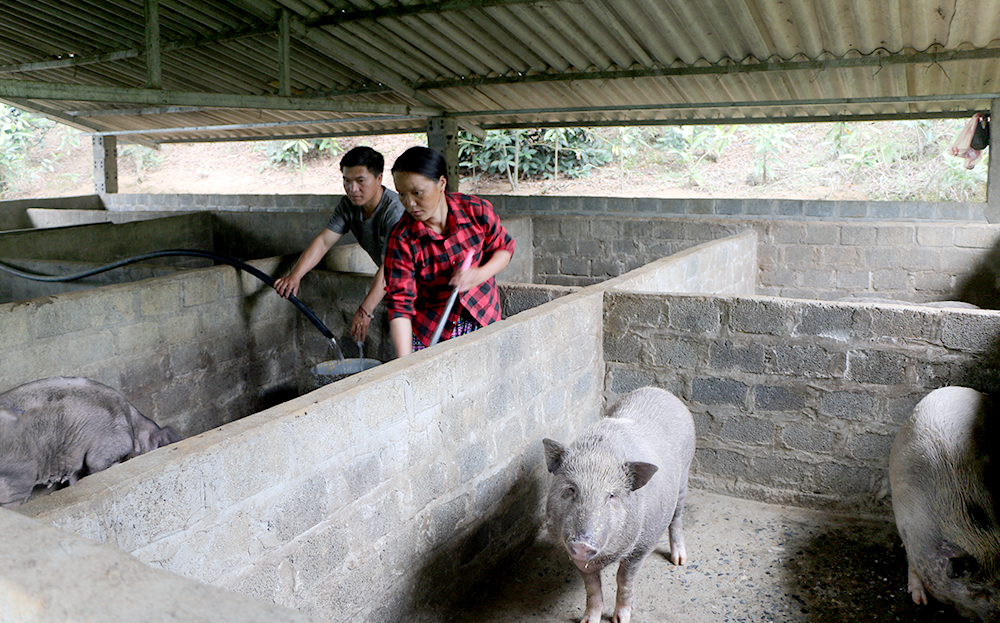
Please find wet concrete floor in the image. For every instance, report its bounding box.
[449,489,968,623]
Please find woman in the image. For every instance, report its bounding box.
[385,146,515,357]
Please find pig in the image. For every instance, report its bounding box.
[889,385,1000,621]
[0,376,181,508]
[543,386,696,623]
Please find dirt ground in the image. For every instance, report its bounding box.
[447,489,967,623]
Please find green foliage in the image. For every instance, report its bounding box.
[458,128,611,188]
[256,137,343,173]
[119,144,162,183]
[654,126,734,187]
[608,127,650,169]
[931,152,988,201]
[749,124,796,184]
[0,104,55,193]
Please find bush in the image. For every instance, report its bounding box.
[0,105,55,193]
[256,137,342,171]
[458,128,612,187]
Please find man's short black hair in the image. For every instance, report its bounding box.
[340,146,384,176]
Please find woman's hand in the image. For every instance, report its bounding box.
[448,250,511,292]
[449,266,483,292]
[352,306,373,343]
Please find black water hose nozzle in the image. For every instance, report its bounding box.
[0,249,336,341]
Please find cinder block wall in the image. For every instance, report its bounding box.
[525,212,1000,304]
[19,289,606,622]
[98,194,534,283]
[0,258,181,304]
[0,258,301,437]
[0,195,102,231]
[612,230,758,295]
[604,293,1000,515]
[0,213,215,263]
[754,221,1000,302]
[488,194,986,223]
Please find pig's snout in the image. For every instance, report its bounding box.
[568,538,599,562]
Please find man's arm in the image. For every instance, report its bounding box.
[274,229,342,298]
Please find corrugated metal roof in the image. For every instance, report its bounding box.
[1,0,998,144]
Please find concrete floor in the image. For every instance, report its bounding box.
[449,489,968,623]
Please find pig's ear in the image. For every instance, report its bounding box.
[542,439,570,473]
[626,462,658,491]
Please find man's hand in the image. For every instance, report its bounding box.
[273,275,301,299]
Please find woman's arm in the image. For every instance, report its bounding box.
[390,316,413,358]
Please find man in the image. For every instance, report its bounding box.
[274,146,405,342]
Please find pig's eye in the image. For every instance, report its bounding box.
[562,486,576,500]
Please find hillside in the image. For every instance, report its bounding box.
[1,119,988,203]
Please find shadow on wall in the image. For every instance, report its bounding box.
[403,468,552,623]
[444,537,577,623]
[782,515,967,623]
[951,319,1000,396]
[958,236,1000,309]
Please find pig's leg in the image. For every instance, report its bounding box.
[579,569,604,623]
[613,556,648,623]
[907,561,928,605]
[668,479,689,565]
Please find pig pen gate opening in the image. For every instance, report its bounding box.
[2,194,1000,621]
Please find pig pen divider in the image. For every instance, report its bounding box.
[0,249,341,351]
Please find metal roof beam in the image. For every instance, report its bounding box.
[482,110,976,130]
[90,115,421,136]
[306,0,546,28]
[65,106,212,117]
[155,126,421,144]
[0,0,543,76]
[414,47,1000,90]
[145,0,162,89]
[296,27,437,108]
[0,23,276,75]
[450,92,1000,118]
[0,97,105,134]
[0,78,444,116]
[0,97,158,147]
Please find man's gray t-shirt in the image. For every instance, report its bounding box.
[326,187,405,266]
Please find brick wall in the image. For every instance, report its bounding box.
[527,212,1000,303]
[604,292,1000,514]
[487,194,986,222]
[0,258,301,436]
[611,230,758,295]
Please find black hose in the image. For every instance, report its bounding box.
[0,249,336,340]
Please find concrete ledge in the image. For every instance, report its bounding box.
[0,507,328,622]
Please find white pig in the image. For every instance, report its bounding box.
[543,387,696,623]
[889,385,1000,621]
